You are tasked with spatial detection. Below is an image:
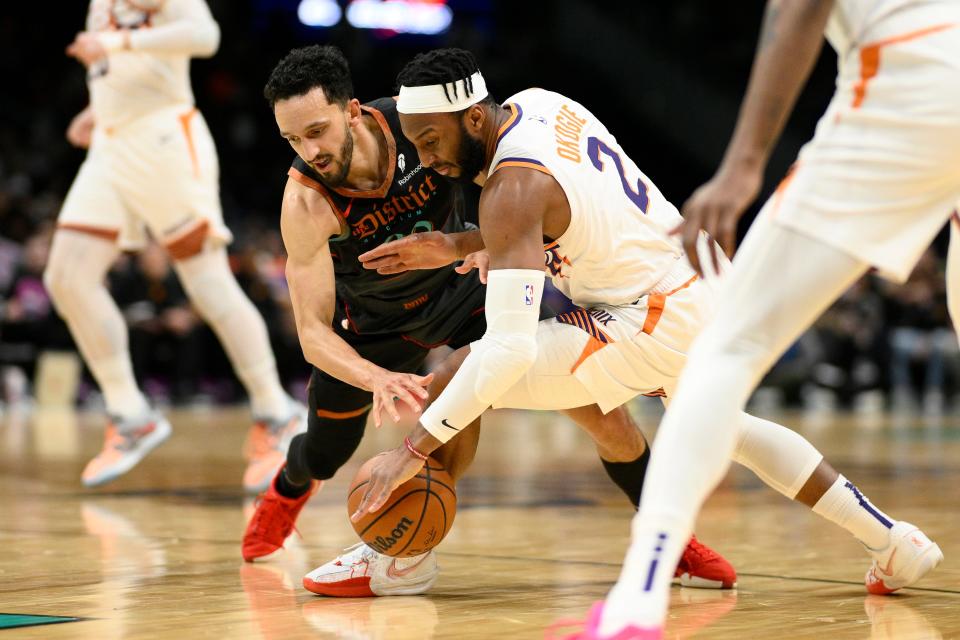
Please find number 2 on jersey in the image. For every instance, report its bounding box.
[586,136,649,213]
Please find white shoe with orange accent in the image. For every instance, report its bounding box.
[81,412,172,487]
[303,543,439,597]
[865,521,943,595]
[243,401,308,493]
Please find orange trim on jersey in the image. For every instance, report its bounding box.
[316,405,371,420]
[495,161,553,176]
[288,166,350,237]
[178,108,200,178]
[165,219,210,261]
[952,210,960,229]
[57,223,119,242]
[331,105,396,199]
[853,23,956,108]
[640,275,698,335]
[570,335,607,374]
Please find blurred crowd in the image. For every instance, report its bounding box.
[0,1,956,414]
[0,190,956,414]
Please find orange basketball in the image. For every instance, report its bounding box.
[347,455,456,557]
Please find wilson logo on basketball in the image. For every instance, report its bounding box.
[369,516,414,554]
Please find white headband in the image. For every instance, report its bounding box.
[397,72,488,114]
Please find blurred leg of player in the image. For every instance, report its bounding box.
[171,244,305,492]
[601,212,955,636]
[45,229,171,487]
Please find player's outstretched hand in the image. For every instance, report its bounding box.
[455,250,490,284]
[66,32,108,67]
[673,165,762,277]
[370,370,434,428]
[359,231,458,274]
[350,446,424,521]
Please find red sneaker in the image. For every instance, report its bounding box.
[673,535,737,589]
[242,468,320,562]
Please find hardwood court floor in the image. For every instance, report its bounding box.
[1,403,958,639]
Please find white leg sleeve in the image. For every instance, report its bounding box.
[172,247,289,419]
[732,412,824,499]
[605,215,870,630]
[44,230,149,418]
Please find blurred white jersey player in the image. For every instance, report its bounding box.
[588,0,960,638]
[47,0,305,491]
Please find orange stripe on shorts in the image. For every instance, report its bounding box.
[178,108,200,178]
[640,275,698,336]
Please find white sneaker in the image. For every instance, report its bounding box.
[865,521,943,594]
[303,543,439,597]
[81,412,172,487]
[243,400,308,493]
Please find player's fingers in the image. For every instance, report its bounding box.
[717,211,738,259]
[371,395,383,429]
[682,215,704,277]
[478,259,489,284]
[391,385,420,415]
[359,241,403,262]
[709,237,722,276]
[411,372,435,390]
[376,262,408,275]
[351,486,378,521]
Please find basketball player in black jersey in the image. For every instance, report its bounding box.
[241,45,734,597]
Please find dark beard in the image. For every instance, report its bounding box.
[451,119,487,184]
[315,123,354,189]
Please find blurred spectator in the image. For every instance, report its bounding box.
[882,249,956,413]
[0,225,72,402]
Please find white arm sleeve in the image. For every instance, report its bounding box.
[420,268,545,443]
[99,0,220,57]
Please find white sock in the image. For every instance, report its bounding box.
[602,515,690,634]
[812,475,893,549]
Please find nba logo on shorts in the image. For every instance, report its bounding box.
[524,284,534,305]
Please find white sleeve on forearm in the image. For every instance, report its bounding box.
[420,268,544,443]
[99,0,220,57]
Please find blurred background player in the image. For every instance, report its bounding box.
[596,0,960,637]
[45,0,305,490]
[241,45,735,597]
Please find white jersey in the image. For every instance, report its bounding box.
[85,0,219,130]
[826,0,957,52]
[488,88,691,308]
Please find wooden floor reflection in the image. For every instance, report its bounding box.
[1,403,958,638]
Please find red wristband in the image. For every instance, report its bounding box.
[404,436,429,461]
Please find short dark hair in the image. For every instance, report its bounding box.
[395,48,495,108]
[263,45,353,108]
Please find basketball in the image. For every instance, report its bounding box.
[347,454,456,557]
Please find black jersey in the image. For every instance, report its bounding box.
[288,97,471,335]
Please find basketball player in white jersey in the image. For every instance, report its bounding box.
[574,0,960,637]
[48,0,305,491]
[348,50,940,637]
